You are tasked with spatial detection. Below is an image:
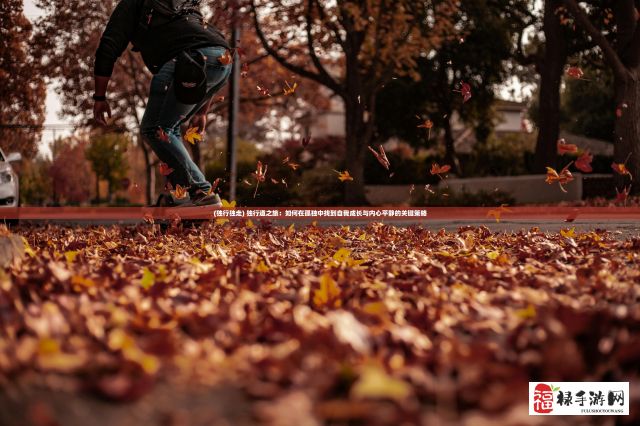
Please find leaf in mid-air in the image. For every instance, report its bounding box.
[566,66,584,79]
[218,50,233,65]
[575,151,593,173]
[460,81,472,103]
[159,163,174,176]
[367,145,390,170]
[183,127,203,145]
[430,163,451,176]
[557,139,578,155]
[156,127,170,142]
[612,162,633,180]
[171,184,188,200]
[283,80,298,96]
[545,164,574,193]
[334,170,354,182]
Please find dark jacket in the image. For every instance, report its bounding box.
[94,0,229,77]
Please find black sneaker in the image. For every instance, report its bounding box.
[188,192,223,207]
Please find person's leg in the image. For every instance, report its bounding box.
[177,46,233,128]
[140,46,231,197]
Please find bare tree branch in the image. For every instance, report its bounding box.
[561,0,627,79]
[314,0,346,49]
[250,0,344,95]
[305,0,341,91]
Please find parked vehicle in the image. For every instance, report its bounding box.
[0,148,22,207]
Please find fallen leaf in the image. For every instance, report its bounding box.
[313,273,341,308]
[351,364,411,401]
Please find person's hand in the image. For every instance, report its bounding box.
[93,100,112,126]
[189,113,207,134]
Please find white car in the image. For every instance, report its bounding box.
[0,148,22,207]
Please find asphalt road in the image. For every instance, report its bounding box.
[10,218,640,239]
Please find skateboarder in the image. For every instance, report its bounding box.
[92,0,231,207]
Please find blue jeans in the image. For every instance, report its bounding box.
[140,45,231,197]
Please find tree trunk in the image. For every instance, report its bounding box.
[443,116,461,176]
[614,68,640,195]
[344,99,371,206]
[95,174,100,205]
[533,0,568,173]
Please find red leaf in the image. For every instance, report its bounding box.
[575,151,593,173]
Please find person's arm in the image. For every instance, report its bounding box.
[94,0,140,79]
[195,96,216,116]
[93,0,140,125]
[93,75,111,126]
[189,96,216,133]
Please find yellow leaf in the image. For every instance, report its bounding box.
[358,233,368,241]
[64,250,80,263]
[183,127,203,145]
[487,250,500,260]
[515,304,537,320]
[104,241,118,250]
[362,302,387,315]
[255,260,270,273]
[333,248,353,262]
[21,237,35,257]
[221,199,236,209]
[331,248,366,268]
[71,275,95,288]
[36,339,86,372]
[38,338,60,355]
[361,301,390,323]
[108,328,136,351]
[288,223,295,233]
[246,219,255,229]
[140,267,156,290]
[351,365,412,401]
[170,184,188,200]
[138,353,160,375]
[335,170,354,182]
[313,273,341,308]
[216,218,229,225]
[560,227,576,238]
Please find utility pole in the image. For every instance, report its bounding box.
[226,1,241,202]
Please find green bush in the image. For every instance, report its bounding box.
[364,151,440,185]
[460,133,535,177]
[291,167,345,206]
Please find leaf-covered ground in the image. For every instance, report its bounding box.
[1,222,639,425]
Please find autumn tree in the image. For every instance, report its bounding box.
[561,64,615,142]
[85,131,130,203]
[517,1,613,173]
[251,0,458,205]
[32,0,326,204]
[375,0,532,175]
[0,0,46,157]
[49,136,93,205]
[20,156,53,206]
[559,0,640,194]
